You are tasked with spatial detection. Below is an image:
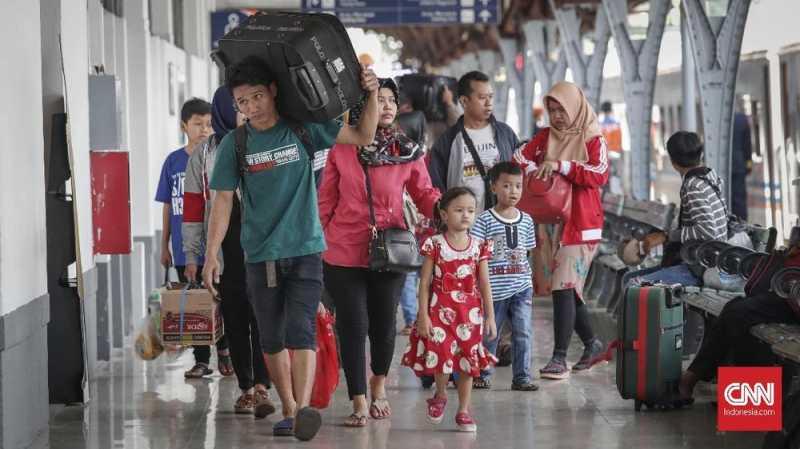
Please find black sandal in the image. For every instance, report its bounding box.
[472,377,491,389]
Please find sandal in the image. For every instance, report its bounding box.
[472,377,491,389]
[253,389,276,419]
[184,363,212,379]
[218,354,234,377]
[234,393,255,414]
[369,398,391,420]
[273,417,294,437]
[294,407,322,442]
[344,413,368,427]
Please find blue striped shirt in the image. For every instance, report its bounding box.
[471,208,536,301]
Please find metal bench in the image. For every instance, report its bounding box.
[751,323,800,365]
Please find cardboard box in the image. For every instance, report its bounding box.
[160,285,223,345]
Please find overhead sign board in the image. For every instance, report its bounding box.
[302,0,500,26]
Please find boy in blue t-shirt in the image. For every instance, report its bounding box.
[471,161,539,391]
[156,98,231,378]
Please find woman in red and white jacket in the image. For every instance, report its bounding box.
[318,78,440,426]
[513,81,609,380]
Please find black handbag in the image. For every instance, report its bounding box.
[363,164,423,273]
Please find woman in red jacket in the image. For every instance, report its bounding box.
[318,78,440,426]
[513,81,609,380]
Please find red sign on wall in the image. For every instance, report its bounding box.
[90,151,131,255]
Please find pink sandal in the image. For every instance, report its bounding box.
[426,396,447,424]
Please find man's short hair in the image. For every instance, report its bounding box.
[457,71,490,98]
[489,161,523,183]
[666,131,704,168]
[225,56,276,93]
[180,98,211,123]
[600,101,613,113]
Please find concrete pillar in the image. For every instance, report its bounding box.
[499,38,526,133]
[602,0,672,200]
[551,3,611,109]
[680,7,698,132]
[681,0,752,203]
[522,20,567,135]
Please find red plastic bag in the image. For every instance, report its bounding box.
[310,309,339,409]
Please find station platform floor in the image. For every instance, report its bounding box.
[40,298,763,449]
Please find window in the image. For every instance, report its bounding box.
[102,0,123,17]
[172,0,184,49]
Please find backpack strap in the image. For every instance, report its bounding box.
[234,124,249,177]
[285,120,316,167]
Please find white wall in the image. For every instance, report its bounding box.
[62,0,94,274]
[0,0,48,315]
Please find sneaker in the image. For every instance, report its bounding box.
[426,396,447,424]
[511,381,540,391]
[253,389,276,419]
[234,393,255,414]
[455,412,477,432]
[540,358,570,380]
[572,339,607,372]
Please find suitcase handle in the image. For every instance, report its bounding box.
[290,62,329,111]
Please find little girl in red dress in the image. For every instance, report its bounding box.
[401,187,497,432]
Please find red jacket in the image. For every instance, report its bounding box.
[513,128,609,245]
[318,144,441,268]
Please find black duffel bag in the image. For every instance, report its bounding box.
[215,11,364,123]
[397,74,457,122]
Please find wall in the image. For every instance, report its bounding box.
[0,0,48,317]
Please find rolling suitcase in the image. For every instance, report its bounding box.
[616,284,684,411]
[215,11,364,123]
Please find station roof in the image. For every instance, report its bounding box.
[368,0,646,69]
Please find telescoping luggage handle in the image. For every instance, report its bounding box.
[290,60,330,112]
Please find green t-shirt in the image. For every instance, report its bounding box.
[210,119,342,262]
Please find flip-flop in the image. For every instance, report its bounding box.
[272,417,294,437]
[294,407,322,441]
[344,413,368,427]
[369,398,391,420]
[217,354,234,377]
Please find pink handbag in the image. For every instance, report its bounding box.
[518,173,573,224]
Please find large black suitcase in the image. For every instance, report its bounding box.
[215,11,364,123]
[397,75,458,122]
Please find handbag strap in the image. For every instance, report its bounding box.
[362,164,378,238]
[460,127,494,210]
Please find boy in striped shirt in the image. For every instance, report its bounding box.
[632,131,730,287]
[471,162,539,391]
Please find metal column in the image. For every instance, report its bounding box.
[682,0,752,203]
[680,7,698,132]
[602,0,672,200]
[500,37,528,134]
[523,20,567,130]
[551,3,611,110]
[478,50,509,122]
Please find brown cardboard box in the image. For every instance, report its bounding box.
[160,285,223,345]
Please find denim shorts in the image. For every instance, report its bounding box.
[246,254,323,354]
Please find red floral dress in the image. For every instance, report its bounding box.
[402,234,497,377]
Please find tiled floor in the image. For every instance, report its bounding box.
[41,298,763,449]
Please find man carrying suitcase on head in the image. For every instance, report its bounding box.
[203,56,380,441]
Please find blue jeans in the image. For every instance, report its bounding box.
[482,288,533,384]
[399,271,419,327]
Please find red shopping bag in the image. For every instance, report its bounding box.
[310,309,339,409]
